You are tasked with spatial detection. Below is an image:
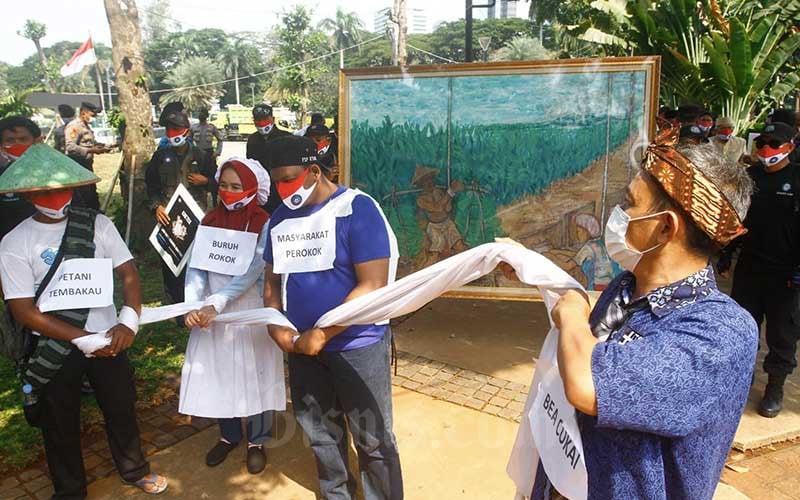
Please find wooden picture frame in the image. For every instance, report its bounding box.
[339,57,661,300]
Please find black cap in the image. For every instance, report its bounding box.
[317,137,338,171]
[160,109,190,130]
[264,136,318,170]
[760,122,796,144]
[766,108,797,128]
[253,104,273,120]
[80,101,101,114]
[58,104,75,118]
[198,108,209,118]
[310,113,325,126]
[305,124,330,138]
[158,102,185,126]
[680,124,708,141]
[677,103,704,123]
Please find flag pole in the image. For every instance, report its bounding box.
[88,32,105,113]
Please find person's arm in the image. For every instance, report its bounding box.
[212,125,224,156]
[8,298,89,342]
[65,126,91,157]
[203,154,218,194]
[144,154,166,210]
[552,290,599,416]
[263,262,298,352]
[183,265,210,328]
[103,260,142,354]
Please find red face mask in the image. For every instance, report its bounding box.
[718,127,734,136]
[698,119,714,128]
[4,143,30,158]
[218,187,258,211]
[254,118,274,128]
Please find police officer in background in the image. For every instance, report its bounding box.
[54,104,75,153]
[720,122,800,418]
[246,103,289,214]
[65,102,108,210]
[191,108,223,161]
[145,108,217,308]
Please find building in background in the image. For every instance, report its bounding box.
[488,0,520,19]
[374,5,429,34]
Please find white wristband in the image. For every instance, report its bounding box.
[291,334,300,345]
[118,306,140,335]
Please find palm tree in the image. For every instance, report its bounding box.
[216,40,252,105]
[159,56,225,112]
[490,37,553,61]
[319,8,364,53]
[18,19,54,92]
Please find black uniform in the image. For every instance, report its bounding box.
[246,127,290,214]
[145,144,217,305]
[728,160,800,376]
[0,158,35,241]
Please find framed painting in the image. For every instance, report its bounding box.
[339,57,661,300]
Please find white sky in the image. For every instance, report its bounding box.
[1,0,523,66]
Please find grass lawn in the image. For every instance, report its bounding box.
[0,152,191,473]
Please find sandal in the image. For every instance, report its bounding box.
[126,473,168,495]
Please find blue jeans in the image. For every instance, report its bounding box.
[288,330,403,500]
[218,411,273,446]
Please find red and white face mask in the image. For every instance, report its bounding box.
[758,144,792,167]
[28,190,73,219]
[218,187,258,211]
[3,143,31,160]
[166,128,189,147]
[276,168,317,210]
[255,118,274,135]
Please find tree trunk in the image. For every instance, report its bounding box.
[103,0,155,251]
[234,65,240,105]
[34,39,55,92]
[393,0,407,66]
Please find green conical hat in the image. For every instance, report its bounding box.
[0,144,100,194]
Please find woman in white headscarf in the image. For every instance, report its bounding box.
[179,157,285,474]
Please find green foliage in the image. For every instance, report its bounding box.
[0,89,34,118]
[5,40,113,94]
[107,107,126,135]
[490,36,553,61]
[319,8,364,51]
[351,115,631,256]
[158,56,225,112]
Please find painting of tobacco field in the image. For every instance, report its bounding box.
[340,58,659,299]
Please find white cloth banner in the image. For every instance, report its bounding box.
[91,242,588,498]
[189,226,258,276]
[37,258,114,313]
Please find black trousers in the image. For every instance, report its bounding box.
[732,265,800,376]
[160,259,186,305]
[39,347,149,499]
[69,157,100,211]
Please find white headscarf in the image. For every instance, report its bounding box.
[215,156,270,206]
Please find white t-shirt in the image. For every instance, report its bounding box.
[0,213,133,334]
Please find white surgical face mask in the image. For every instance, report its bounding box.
[604,205,666,272]
[34,201,71,219]
[717,133,731,141]
[759,151,791,167]
[257,124,274,135]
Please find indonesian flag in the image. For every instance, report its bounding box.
[60,38,97,77]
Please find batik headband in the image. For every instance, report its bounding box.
[642,127,747,248]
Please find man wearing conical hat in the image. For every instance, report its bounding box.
[411,164,467,268]
[0,144,167,497]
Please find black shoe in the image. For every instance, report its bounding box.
[205,440,238,467]
[246,445,267,474]
[757,375,786,418]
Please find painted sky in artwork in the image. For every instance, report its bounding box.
[349,70,646,128]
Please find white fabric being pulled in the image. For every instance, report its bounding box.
[78,241,587,498]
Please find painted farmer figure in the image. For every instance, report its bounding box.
[720,121,800,418]
[516,133,757,499]
[246,103,290,215]
[0,145,167,497]
[145,107,217,307]
[65,101,108,210]
[262,136,403,499]
[411,165,467,268]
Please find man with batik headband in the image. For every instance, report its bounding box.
[720,121,799,418]
[0,145,167,497]
[521,128,758,499]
